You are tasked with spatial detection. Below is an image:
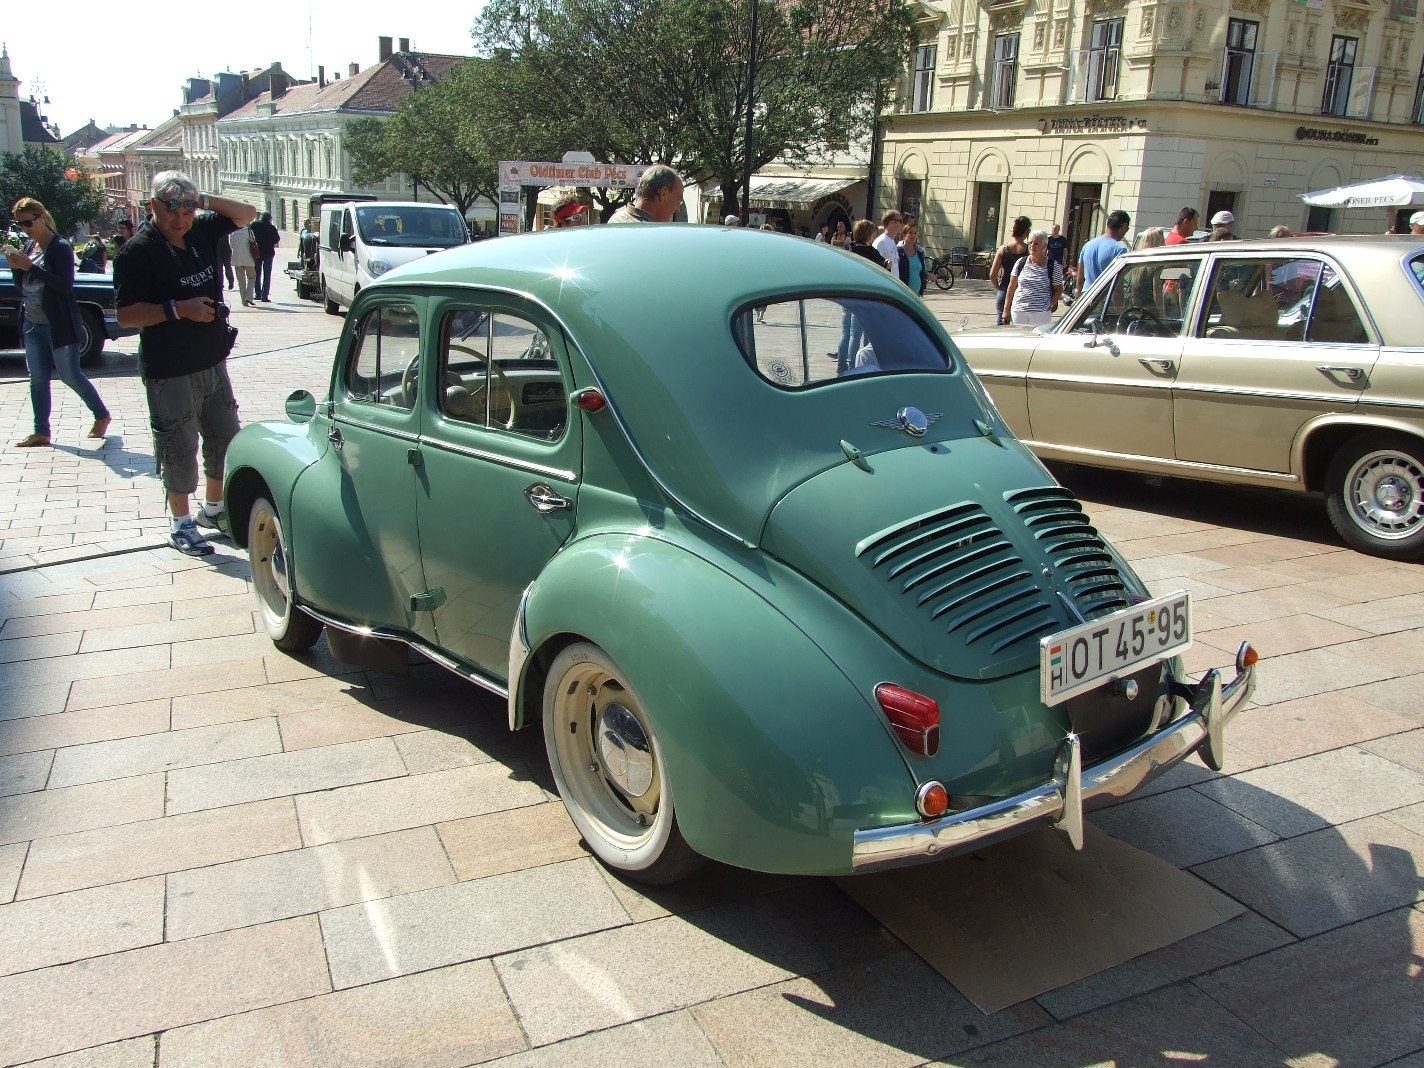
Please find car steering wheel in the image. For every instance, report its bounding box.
[1120,306,1169,337]
[400,355,420,407]
[448,344,519,428]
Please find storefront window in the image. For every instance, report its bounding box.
[1322,35,1357,116]
[912,43,936,112]
[1413,55,1424,124]
[1222,19,1257,106]
[1086,19,1122,103]
[992,33,1018,110]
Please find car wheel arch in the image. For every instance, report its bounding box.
[1301,419,1424,493]
[224,467,272,550]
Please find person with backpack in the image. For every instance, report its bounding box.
[989,216,1031,325]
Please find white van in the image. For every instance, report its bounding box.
[319,201,469,314]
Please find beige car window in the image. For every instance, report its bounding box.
[345,303,420,410]
[1305,265,1368,344]
[1200,257,1360,344]
[438,307,566,440]
[1074,258,1202,338]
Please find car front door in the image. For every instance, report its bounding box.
[1174,254,1376,475]
[289,297,430,636]
[1024,254,1200,462]
[413,296,580,682]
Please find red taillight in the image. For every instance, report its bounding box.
[875,683,940,757]
[573,388,606,413]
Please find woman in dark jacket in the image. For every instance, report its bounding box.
[5,197,111,447]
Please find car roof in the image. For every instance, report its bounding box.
[1124,234,1424,259]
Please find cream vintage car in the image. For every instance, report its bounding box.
[956,236,1424,560]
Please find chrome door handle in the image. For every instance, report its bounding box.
[1138,357,1175,373]
[327,426,344,449]
[1317,365,1364,383]
[525,483,572,513]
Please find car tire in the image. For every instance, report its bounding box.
[323,279,340,315]
[248,496,324,651]
[1325,432,1424,561]
[543,642,704,885]
[78,307,106,367]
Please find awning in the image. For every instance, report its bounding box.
[1299,173,1424,209]
[748,175,863,208]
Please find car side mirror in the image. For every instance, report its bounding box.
[285,389,317,423]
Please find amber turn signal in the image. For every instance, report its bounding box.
[916,781,949,818]
[1236,642,1259,672]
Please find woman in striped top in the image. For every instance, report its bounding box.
[1005,229,1063,327]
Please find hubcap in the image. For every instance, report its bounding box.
[1348,450,1424,540]
[597,702,654,798]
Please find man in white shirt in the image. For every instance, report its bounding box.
[872,210,903,277]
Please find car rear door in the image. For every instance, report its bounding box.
[1174,252,1376,475]
[413,295,581,681]
[1024,254,1198,462]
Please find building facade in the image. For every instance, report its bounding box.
[882,0,1424,262]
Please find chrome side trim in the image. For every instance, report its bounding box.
[1020,440,1302,485]
[297,604,509,700]
[507,585,534,731]
[422,436,576,482]
[333,417,420,443]
[851,657,1256,872]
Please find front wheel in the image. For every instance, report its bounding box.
[248,496,324,651]
[543,643,703,885]
[322,279,340,316]
[932,264,953,290]
[1325,433,1424,560]
[78,307,106,367]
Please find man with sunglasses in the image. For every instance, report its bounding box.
[115,171,257,556]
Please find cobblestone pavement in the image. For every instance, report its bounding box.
[0,269,1420,1066]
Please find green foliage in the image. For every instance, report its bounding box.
[0,147,107,235]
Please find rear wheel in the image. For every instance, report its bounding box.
[543,643,703,885]
[248,496,324,651]
[322,278,340,315]
[1325,432,1424,560]
[78,307,106,367]
[932,264,954,290]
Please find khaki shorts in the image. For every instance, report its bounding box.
[144,363,241,495]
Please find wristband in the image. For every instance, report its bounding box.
[164,300,178,322]
[200,193,210,211]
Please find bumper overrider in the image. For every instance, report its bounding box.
[851,644,1257,872]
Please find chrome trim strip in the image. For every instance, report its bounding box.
[850,658,1256,872]
[298,604,509,700]
[1021,441,1301,484]
[421,436,576,482]
[333,416,420,443]
[1168,383,1368,404]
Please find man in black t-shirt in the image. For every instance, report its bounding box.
[249,212,279,301]
[115,170,257,557]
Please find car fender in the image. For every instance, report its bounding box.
[223,418,327,553]
[1294,412,1424,491]
[516,532,918,875]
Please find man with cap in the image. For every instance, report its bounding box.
[723,214,741,226]
[1409,211,1424,235]
[1208,210,1239,240]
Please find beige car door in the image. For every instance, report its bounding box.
[1174,255,1376,476]
[1024,255,1200,463]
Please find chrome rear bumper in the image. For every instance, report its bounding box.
[850,648,1256,873]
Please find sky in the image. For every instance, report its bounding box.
[5,1,485,139]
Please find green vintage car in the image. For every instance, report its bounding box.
[224,225,1256,884]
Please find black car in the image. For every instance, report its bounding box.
[0,266,137,365]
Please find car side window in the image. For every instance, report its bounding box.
[1073,258,1201,338]
[345,304,421,410]
[1305,265,1368,344]
[1199,256,1354,344]
[438,307,567,441]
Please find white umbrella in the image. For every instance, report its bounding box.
[1298,173,1424,208]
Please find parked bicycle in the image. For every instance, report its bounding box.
[926,251,957,291]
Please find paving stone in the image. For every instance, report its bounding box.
[436,801,586,882]
[0,592,96,625]
[1346,673,1424,724]
[1221,693,1418,764]
[0,700,170,758]
[691,947,1046,1067]
[0,602,170,641]
[157,960,525,1068]
[1192,815,1424,938]
[171,591,255,621]
[1088,787,1278,868]
[1194,612,1371,659]
[0,916,330,1064]
[946,981,1289,1065]
[17,797,302,899]
[1194,906,1424,1067]
[321,856,631,989]
[1385,801,1424,838]
[0,842,26,902]
[67,656,270,711]
[0,631,81,665]
[0,750,53,797]
[484,1011,720,1068]
[494,893,829,1046]
[165,736,407,815]
[0,877,165,977]
[48,719,281,789]
[1194,746,1424,837]
[169,673,372,730]
[166,825,456,940]
[1361,728,1424,775]
[1,644,170,694]
[0,774,165,847]
[277,701,432,752]
[1247,645,1402,706]
[296,761,547,846]
[167,629,281,668]
[1322,591,1424,635]
[77,611,256,654]
[392,728,492,774]
[13,1035,156,1068]
[1034,910,1295,1020]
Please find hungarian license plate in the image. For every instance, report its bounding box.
[1040,591,1191,706]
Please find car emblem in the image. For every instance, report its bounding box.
[871,407,941,437]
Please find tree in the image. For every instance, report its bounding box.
[0,147,106,234]
[472,0,917,217]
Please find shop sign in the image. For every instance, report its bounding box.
[498,159,650,234]
[1295,126,1380,146]
[1037,115,1147,134]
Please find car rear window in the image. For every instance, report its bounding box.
[733,297,950,388]
[1409,252,1424,294]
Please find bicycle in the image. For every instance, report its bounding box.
[926,251,956,291]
